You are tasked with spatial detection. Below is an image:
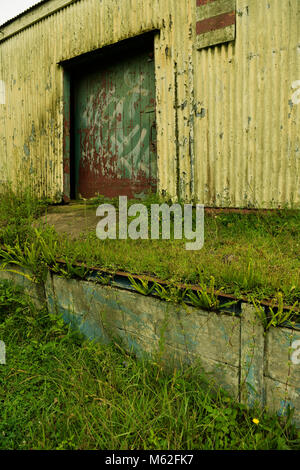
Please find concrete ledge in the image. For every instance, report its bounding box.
[265,327,300,388]
[265,378,300,425]
[0,265,46,309]
[0,267,299,427]
[240,303,265,406]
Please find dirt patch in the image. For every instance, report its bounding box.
[36,208,98,239]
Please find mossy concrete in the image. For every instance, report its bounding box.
[0,265,299,426]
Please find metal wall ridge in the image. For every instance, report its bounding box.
[0,0,80,43]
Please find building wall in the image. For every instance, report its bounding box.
[0,0,299,207]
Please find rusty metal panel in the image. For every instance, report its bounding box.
[194,0,300,208]
[73,48,157,199]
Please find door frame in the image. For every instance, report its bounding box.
[61,30,159,202]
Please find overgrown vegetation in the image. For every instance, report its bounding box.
[252,292,299,330]
[0,282,299,450]
[0,187,299,312]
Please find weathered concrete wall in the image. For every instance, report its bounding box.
[0,0,299,207]
[265,327,300,420]
[0,265,299,425]
[46,273,241,395]
[0,265,45,309]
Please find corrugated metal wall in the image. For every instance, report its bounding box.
[195,0,300,207]
[0,0,299,207]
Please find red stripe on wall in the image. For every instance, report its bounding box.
[196,0,217,6]
[196,11,235,35]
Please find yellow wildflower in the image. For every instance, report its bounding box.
[252,418,260,425]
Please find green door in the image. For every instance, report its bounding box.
[73,48,157,199]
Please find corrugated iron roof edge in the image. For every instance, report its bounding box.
[0,0,49,29]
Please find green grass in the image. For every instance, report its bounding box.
[0,188,299,307]
[0,282,299,450]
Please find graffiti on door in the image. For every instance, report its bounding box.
[74,51,157,199]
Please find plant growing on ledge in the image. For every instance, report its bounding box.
[251,292,299,330]
[185,277,237,312]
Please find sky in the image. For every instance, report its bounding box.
[0,0,42,26]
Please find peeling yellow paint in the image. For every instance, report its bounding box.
[0,0,299,207]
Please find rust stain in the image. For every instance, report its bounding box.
[196,11,236,35]
[196,0,217,5]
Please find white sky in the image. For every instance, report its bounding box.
[0,0,42,26]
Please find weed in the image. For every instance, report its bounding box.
[186,277,238,311]
[128,276,156,296]
[251,292,299,330]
